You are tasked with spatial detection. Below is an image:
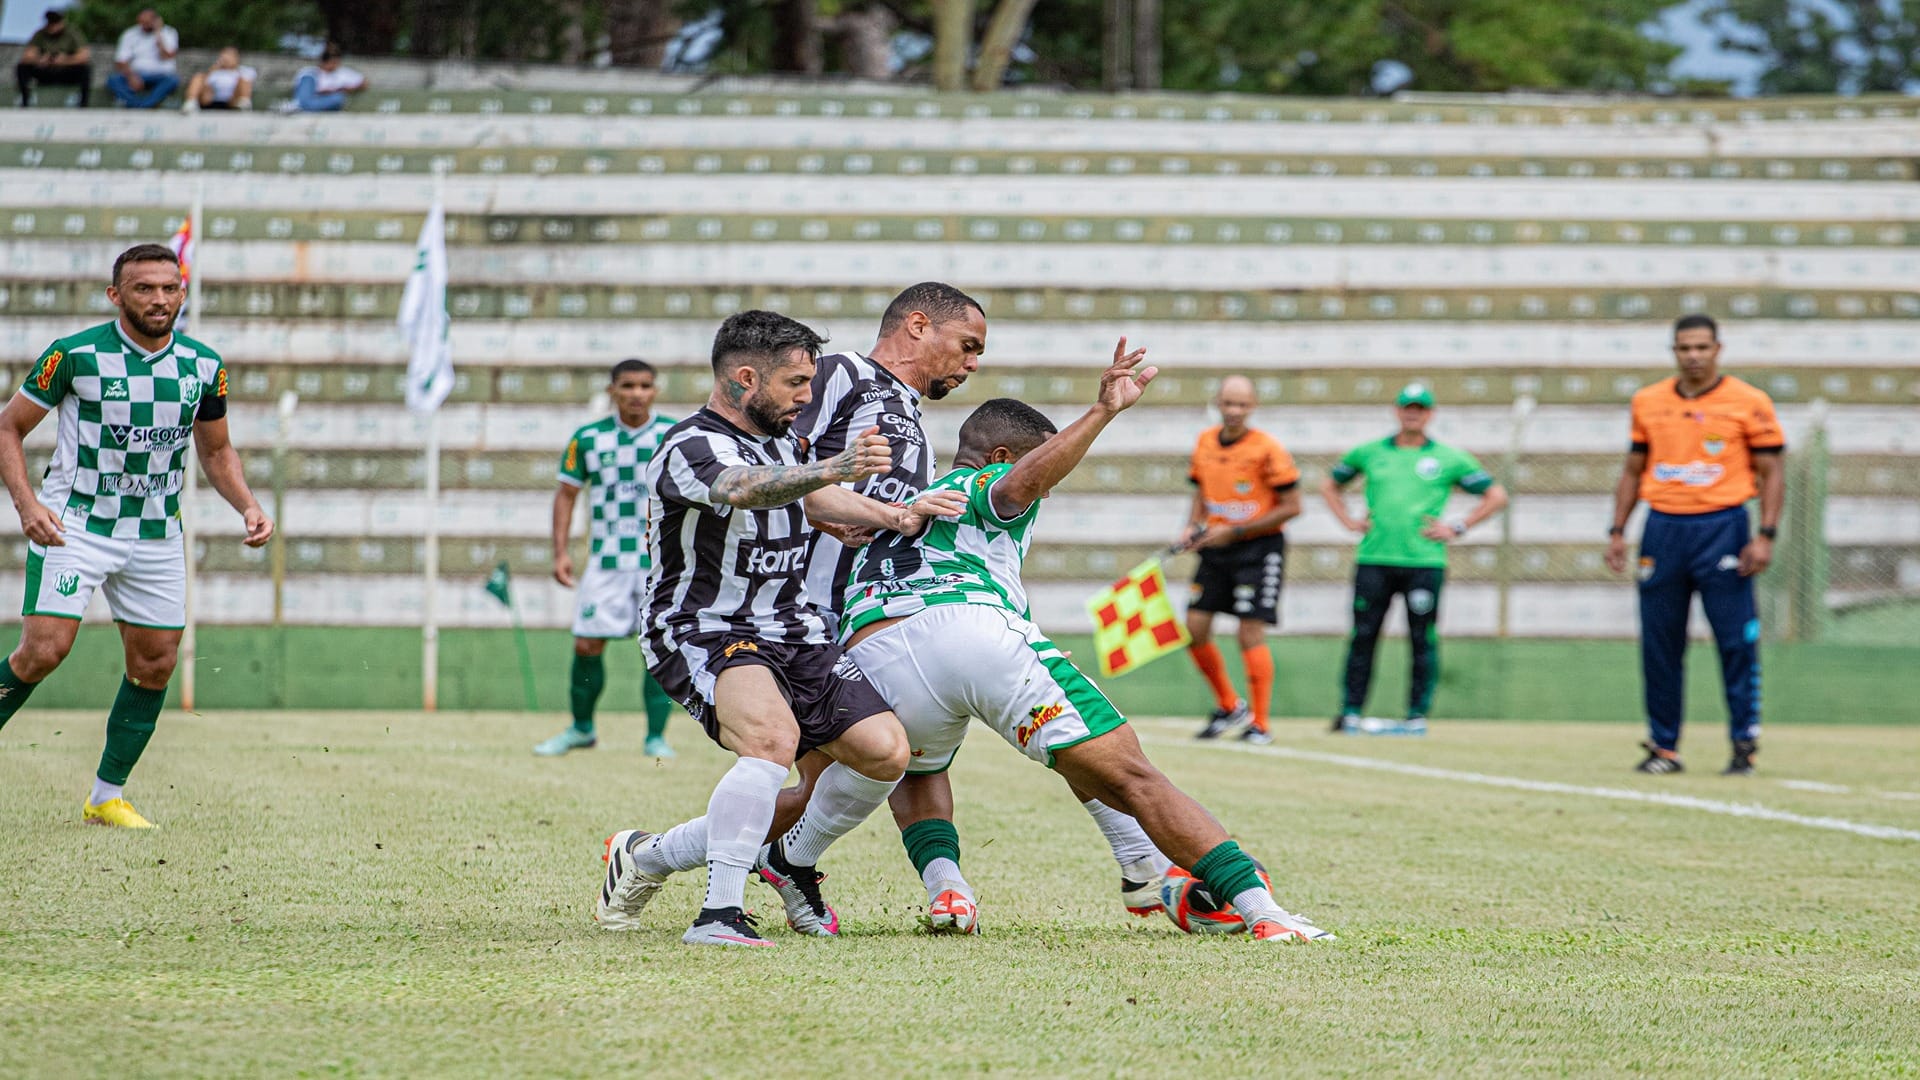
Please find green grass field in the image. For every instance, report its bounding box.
[3,709,1918,1077]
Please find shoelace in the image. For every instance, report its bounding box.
[789,866,831,919]
[725,909,763,935]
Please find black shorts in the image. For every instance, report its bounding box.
[1190,532,1286,625]
[664,634,893,755]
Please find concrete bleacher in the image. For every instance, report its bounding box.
[1,77,1915,638]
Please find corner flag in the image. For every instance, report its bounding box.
[1086,559,1190,677]
[398,200,453,415]
[167,216,194,329]
[484,560,512,606]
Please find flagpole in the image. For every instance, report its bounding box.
[182,181,204,711]
[421,168,446,713]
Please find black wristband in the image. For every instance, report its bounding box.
[1607,525,1625,537]
[1758,526,1777,540]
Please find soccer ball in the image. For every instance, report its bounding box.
[1159,864,1270,935]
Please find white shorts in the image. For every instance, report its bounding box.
[846,602,1127,775]
[23,529,186,629]
[572,564,646,638]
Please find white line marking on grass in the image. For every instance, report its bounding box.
[1881,792,1920,802]
[1137,734,1920,844]
[1778,779,1853,794]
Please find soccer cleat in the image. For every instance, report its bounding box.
[920,886,980,934]
[1331,712,1360,734]
[1250,911,1336,943]
[1120,873,1166,917]
[1722,738,1758,776]
[682,906,773,947]
[82,797,155,828]
[596,829,668,930]
[533,728,597,756]
[754,839,839,937]
[1239,726,1274,746]
[642,736,676,759]
[1635,740,1684,774]
[1197,700,1250,739]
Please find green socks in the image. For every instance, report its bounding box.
[97,676,166,786]
[1192,840,1266,905]
[641,671,674,740]
[901,817,962,876]
[0,658,38,731]
[569,653,605,735]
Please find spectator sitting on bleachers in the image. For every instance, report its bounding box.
[106,8,180,109]
[287,43,367,112]
[181,47,254,112]
[16,8,93,108]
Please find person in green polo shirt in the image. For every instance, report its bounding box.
[1320,383,1507,735]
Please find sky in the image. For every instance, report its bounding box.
[0,0,1781,97]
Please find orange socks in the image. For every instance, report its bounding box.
[1242,646,1274,732]
[1188,642,1238,712]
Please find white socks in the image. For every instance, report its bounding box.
[700,757,788,912]
[1081,798,1171,875]
[1231,886,1289,925]
[780,762,900,866]
[921,857,969,901]
[633,816,710,876]
[89,778,124,806]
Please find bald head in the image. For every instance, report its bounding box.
[1216,375,1256,434]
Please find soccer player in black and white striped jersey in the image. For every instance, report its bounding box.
[600,310,966,947]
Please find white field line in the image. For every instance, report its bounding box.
[1134,729,1920,843]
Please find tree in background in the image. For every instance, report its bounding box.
[67,0,324,52]
[1710,0,1920,93]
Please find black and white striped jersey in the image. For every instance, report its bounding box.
[792,351,934,620]
[641,410,830,676]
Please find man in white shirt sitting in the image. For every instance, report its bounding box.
[106,8,179,109]
[289,42,367,112]
[182,47,254,111]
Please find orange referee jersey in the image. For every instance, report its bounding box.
[1630,375,1785,514]
[1188,426,1300,538]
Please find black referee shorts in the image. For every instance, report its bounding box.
[661,633,894,755]
[1189,532,1286,625]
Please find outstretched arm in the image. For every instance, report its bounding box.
[803,485,967,535]
[193,416,273,547]
[989,338,1156,519]
[711,427,891,510]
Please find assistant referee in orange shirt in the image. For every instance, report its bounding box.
[1605,315,1785,777]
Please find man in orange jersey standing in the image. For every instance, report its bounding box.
[1606,314,1785,777]
[1175,375,1301,744]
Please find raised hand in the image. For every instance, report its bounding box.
[828,426,893,484]
[1096,337,1157,415]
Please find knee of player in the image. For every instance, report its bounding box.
[10,639,69,680]
[125,651,179,686]
[860,718,911,778]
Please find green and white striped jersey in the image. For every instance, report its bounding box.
[840,463,1039,638]
[18,321,228,541]
[558,413,675,572]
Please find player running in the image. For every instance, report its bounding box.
[1175,375,1302,745]
[596,310,965,947]
[0,243,273,827]
[836,348,1332,942]
[533,359,679,758]
[1321,383,1507,735]
[1605,315,1784,776]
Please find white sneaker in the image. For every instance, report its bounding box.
[682,907,773,947]
[752,840,838,936]
[181,99,199,113]
[595,829,667,930]
[1250,910,1336,943]
[920,884,980,934]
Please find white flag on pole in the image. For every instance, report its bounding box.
[398,200,453,414]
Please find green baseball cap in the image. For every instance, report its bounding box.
[1396,382,1435,408]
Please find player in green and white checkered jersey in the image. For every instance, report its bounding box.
[0,244,274,828]
[534,359,680,758]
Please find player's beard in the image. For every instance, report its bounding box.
[744,391,796,436]
[123,303,179,340]
[925,373,967,401]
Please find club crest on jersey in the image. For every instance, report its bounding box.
[179,377,201,406]
[1416,456,1442,480]
[33,350,62,391]
[103,378,130,400]
[1638,557,1656,582]
[1234,480,1253,494]
[1015,704,1065,747]
[54,570,80,597]
[1702,433,1726,456]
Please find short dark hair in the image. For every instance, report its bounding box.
[709,310,827,375]
[44,8,65,23]
[610,358,654,381]
[321,42,343,62]
[112,243,180,286]
[878,282,984,337]
[1673,313,1718,341]
[957,398,1057,460]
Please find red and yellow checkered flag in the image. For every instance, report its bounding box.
[1086,558,1191,678]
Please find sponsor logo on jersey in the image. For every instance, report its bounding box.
[105,424,192,451]
[179,377,201,406]
[862,475,922,503]
[973,473,992,491]
[1015,703,1065,747]
[564,439,580,473]
[740,543,807,576]
[1717,554,1740,572]
[103,378,130,400]
[33,351,62,392]
[612,481,645,501]
[54,570,81,597]
[215,368,228,398]
[722,640,760,659]
[1652,461,1726,486]
[859,387,894,403]
[103,473,183,496]
[1416,456,1442,480]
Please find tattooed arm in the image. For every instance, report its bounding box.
[803,485,968,535]
[709,426,891,509]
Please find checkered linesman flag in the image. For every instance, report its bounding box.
[1086,558,1191,678]
[398,200,454,414]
